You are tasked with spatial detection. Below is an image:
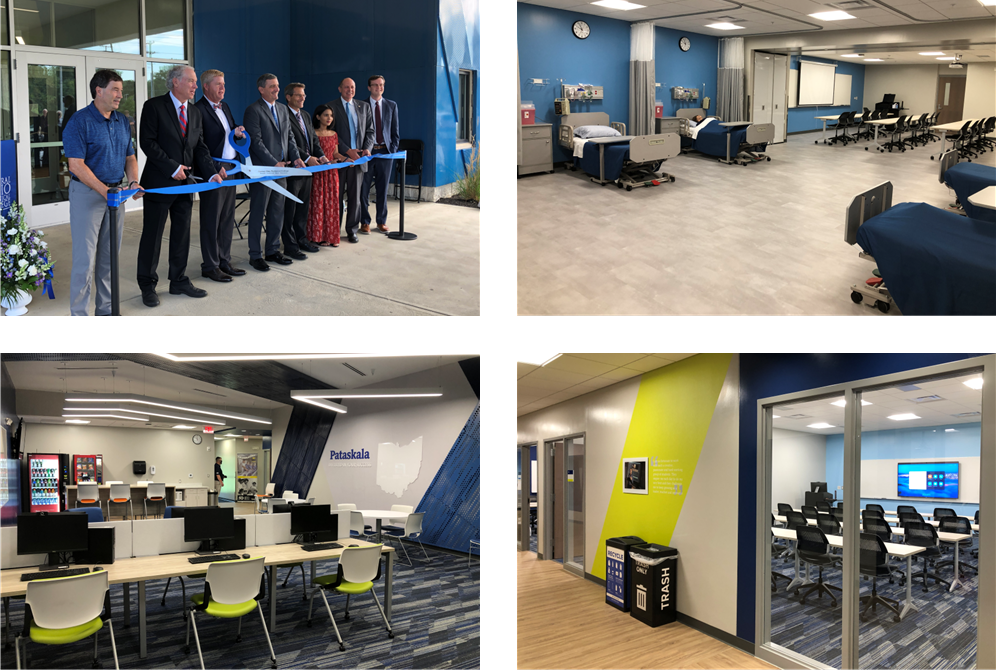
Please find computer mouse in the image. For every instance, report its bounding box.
[93,567,104,572]
[242,554,251,559]
[348,544,359,548]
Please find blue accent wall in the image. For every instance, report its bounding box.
[737,353,984,644]
[417,403,480,553]
[787,55,865,134]
[192,0,479,190]
[517,4,717,165]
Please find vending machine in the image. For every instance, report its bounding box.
[25,453,71,513]
[72,454,103,484]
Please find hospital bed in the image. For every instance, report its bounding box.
[939,149,996,223]
[557,112,681,190]
[844,181,996,315]
[674,108,774,166]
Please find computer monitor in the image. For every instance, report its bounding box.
[290,504,336,543]
[214,518,247,552]
[271,503,293,515]
[810,482,828,493]
[882,93,896,105]
[183,506,235,555]
[17,512,90,570]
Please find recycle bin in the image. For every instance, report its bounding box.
[605,536,645,611]
[630,543,678,627]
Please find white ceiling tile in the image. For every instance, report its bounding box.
[571,353,648,367]
[528,366,595,386]
[599,367,644,382]
[546,355,619,376]
[518,362,539,379]
[622,356,672,373]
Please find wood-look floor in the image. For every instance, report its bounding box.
[518,131,996,315]
[518,551,777,669]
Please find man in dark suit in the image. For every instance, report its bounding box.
[195,69,247,282]
[137,65,225,307]
[243,73,306,271]
[361,75,400,234]
[327,78,373,243]
[283,82,329,257]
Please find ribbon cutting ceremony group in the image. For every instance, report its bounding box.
[62,66,404,315]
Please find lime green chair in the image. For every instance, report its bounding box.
[15,570,118,669]
[306,545,392,652]
[184,556,276,670]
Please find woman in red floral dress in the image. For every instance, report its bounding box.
[307,104,348,246]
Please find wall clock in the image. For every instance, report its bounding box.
[572,20,590,40]
[192,434,202,445]
[679,36,691,52]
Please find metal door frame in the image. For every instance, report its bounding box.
[561,433,586,578]
[517,442,535,552]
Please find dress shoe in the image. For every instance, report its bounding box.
[202,268,233,283]
[299,240,320,253]
[360,223,370,235]
[376,224,389,233]
[220,264,246,276]
[347,234,359,244]
[285,249,307,261]
[250,258,270,272]
[265,253,293,265]
[141,289,160,308]
[169,283,208,298]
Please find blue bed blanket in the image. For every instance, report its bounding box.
[944,163,996,223]
[575,140,630,181]
[855,202,996,315]
[690,122,766,158]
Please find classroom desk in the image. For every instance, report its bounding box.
[930,118,979,160]
[815,114,859,144]
[968,185,996,211]
[864,117,904,148]
[772,526,924,619]
[355,510,410,543]
[1,539,394,659]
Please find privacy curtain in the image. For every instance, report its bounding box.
[718,37,745,122]
[629,22,655,136]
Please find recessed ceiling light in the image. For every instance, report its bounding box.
[936,56,957,61]
[979,0,995,6]
[62,413,149,421]
[172,425,196,430]
[842,54,862,58]
[830,399,872,407]
[945,428,958,432]
[66,394,271,425]
[705,22,745,30]
[65,406,227,426]
[519,354,562,366]
[963,378,984,390]
[592,0,645,8]
[65,419,91,425]
[807,422,836,429]
[864,58,884,62]
[919,52,946,56]
[772,415,781,419]
[809,10,855,20]
[310,388,444,399]
[887,413,921,421]
[152,353,441,362]
[15,36,25,45]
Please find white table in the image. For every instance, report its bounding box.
[968,185,996,211]
[815,113,858,144]
[863,117,903,149]
[930,118,979,160]
[355,509,410,542]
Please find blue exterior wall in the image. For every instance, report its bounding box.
[517,3,718,164]
[437,0,480,186]
[787,55,865,134]
[192,0,479,189]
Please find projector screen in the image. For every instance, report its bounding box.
[798,60,837,106]
[897,461,960,500]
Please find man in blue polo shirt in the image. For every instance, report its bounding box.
[62,70,144,316]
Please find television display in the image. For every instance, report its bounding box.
[897,462,959,499]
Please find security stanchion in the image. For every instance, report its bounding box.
[107,187,121,316]
[387,154,417,241]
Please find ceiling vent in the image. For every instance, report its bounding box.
[785,413,811,419]
[828,0,875,9]
[711,15,747,23]
[894,383,922,392]
[951,411,981,418]
[910,395,944,403]
[342,363,367,377]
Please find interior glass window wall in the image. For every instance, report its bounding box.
[144,0,185,60]
[12,0,140,53]
[757,355,993,670]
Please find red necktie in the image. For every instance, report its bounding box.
[178,104,187,137]
[375,101,384,145]
[214,104,223,111]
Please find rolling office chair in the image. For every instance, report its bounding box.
[771,540,793,591]
[776,503,794,516]
[184,557,276,670]
[76,482,104,518]
[143,483,167,519]
[306,545,392,652]
[937,517,977,576]
[771,513,792,561]
[795,526,842,606]
[383,512,430,566]
[948,120,974,160]
[815,501,832,514]
[831,507,844,524]
[904,113,929,148]
[863,515,900,583]
[107,484,134,521]
[836,501,845,509]
[816,512,840,537]
[972,510,980,560]
[897,512,924,528]
[879,115,908,153]
[933,508,957,521]
[828,111,856,146]
[896,504,919,517]
[902,522,950,592]
[924,111,940,143]
[15,570,119,670]
[865,503,886,515]
[859,532,901,622]
[782,510,809,564]
[801,505,819,522]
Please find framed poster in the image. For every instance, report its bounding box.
[236,453,258,502]
[623,458,648,495]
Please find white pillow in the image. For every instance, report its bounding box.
[574,125,621,139]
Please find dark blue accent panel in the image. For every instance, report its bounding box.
[736,353,983,644]
[417,403,479,553]
[458,356,480,399]
[654,28,719,118]
[270,402,338,499]
[787,55,865,133]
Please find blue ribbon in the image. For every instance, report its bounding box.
[44,265,55,299]
[106,128,405,208]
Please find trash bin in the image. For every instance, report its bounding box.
[605,536,645,611]
[630,544,678,627]
[208,490,218,506]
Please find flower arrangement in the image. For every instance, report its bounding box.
[2,202,55,303]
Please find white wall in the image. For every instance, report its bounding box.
[307,362,477,512]
[771,428,827,510]
[964,62,996,124]
[862,64,942,117]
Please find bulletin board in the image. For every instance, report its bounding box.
[833,73,852,106]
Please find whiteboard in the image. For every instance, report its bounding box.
[798,60,836,106]
[833,73,852,106]
[789,69,798,109]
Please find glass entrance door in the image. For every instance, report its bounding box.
[563,435,585,577]
[14,52,146,226]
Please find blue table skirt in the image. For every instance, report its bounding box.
[575,140,630,182]
[686,123,767,158]
[945,163,996,223]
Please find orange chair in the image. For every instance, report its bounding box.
[76,482,104,517]
[255,483,276,513]
[107,483,134,520]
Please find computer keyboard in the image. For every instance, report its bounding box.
[188,554,242,564]
[21,567,90,582]
[301,542,343,552]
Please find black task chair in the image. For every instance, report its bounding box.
[772,541,793,592]
[828,111,857,145]
[816,512,840,537]
[859,532,901,622]
[832,507,844,524]
[866,503,886,515]
[903,522,950,592]
[896,504,918,517]
[836,501,845,509]
[937,517,977,576]
[862,509,888,527]
[863,515,901,582]
[796,526,842,606]
[815,500,832,514]
[801,505,819,522]
[898,511,923,528]
[972,510,980,560]
[777,503,794,516]
[880,115,908,153]
[933,507,957,521]
[395,139,424,202]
